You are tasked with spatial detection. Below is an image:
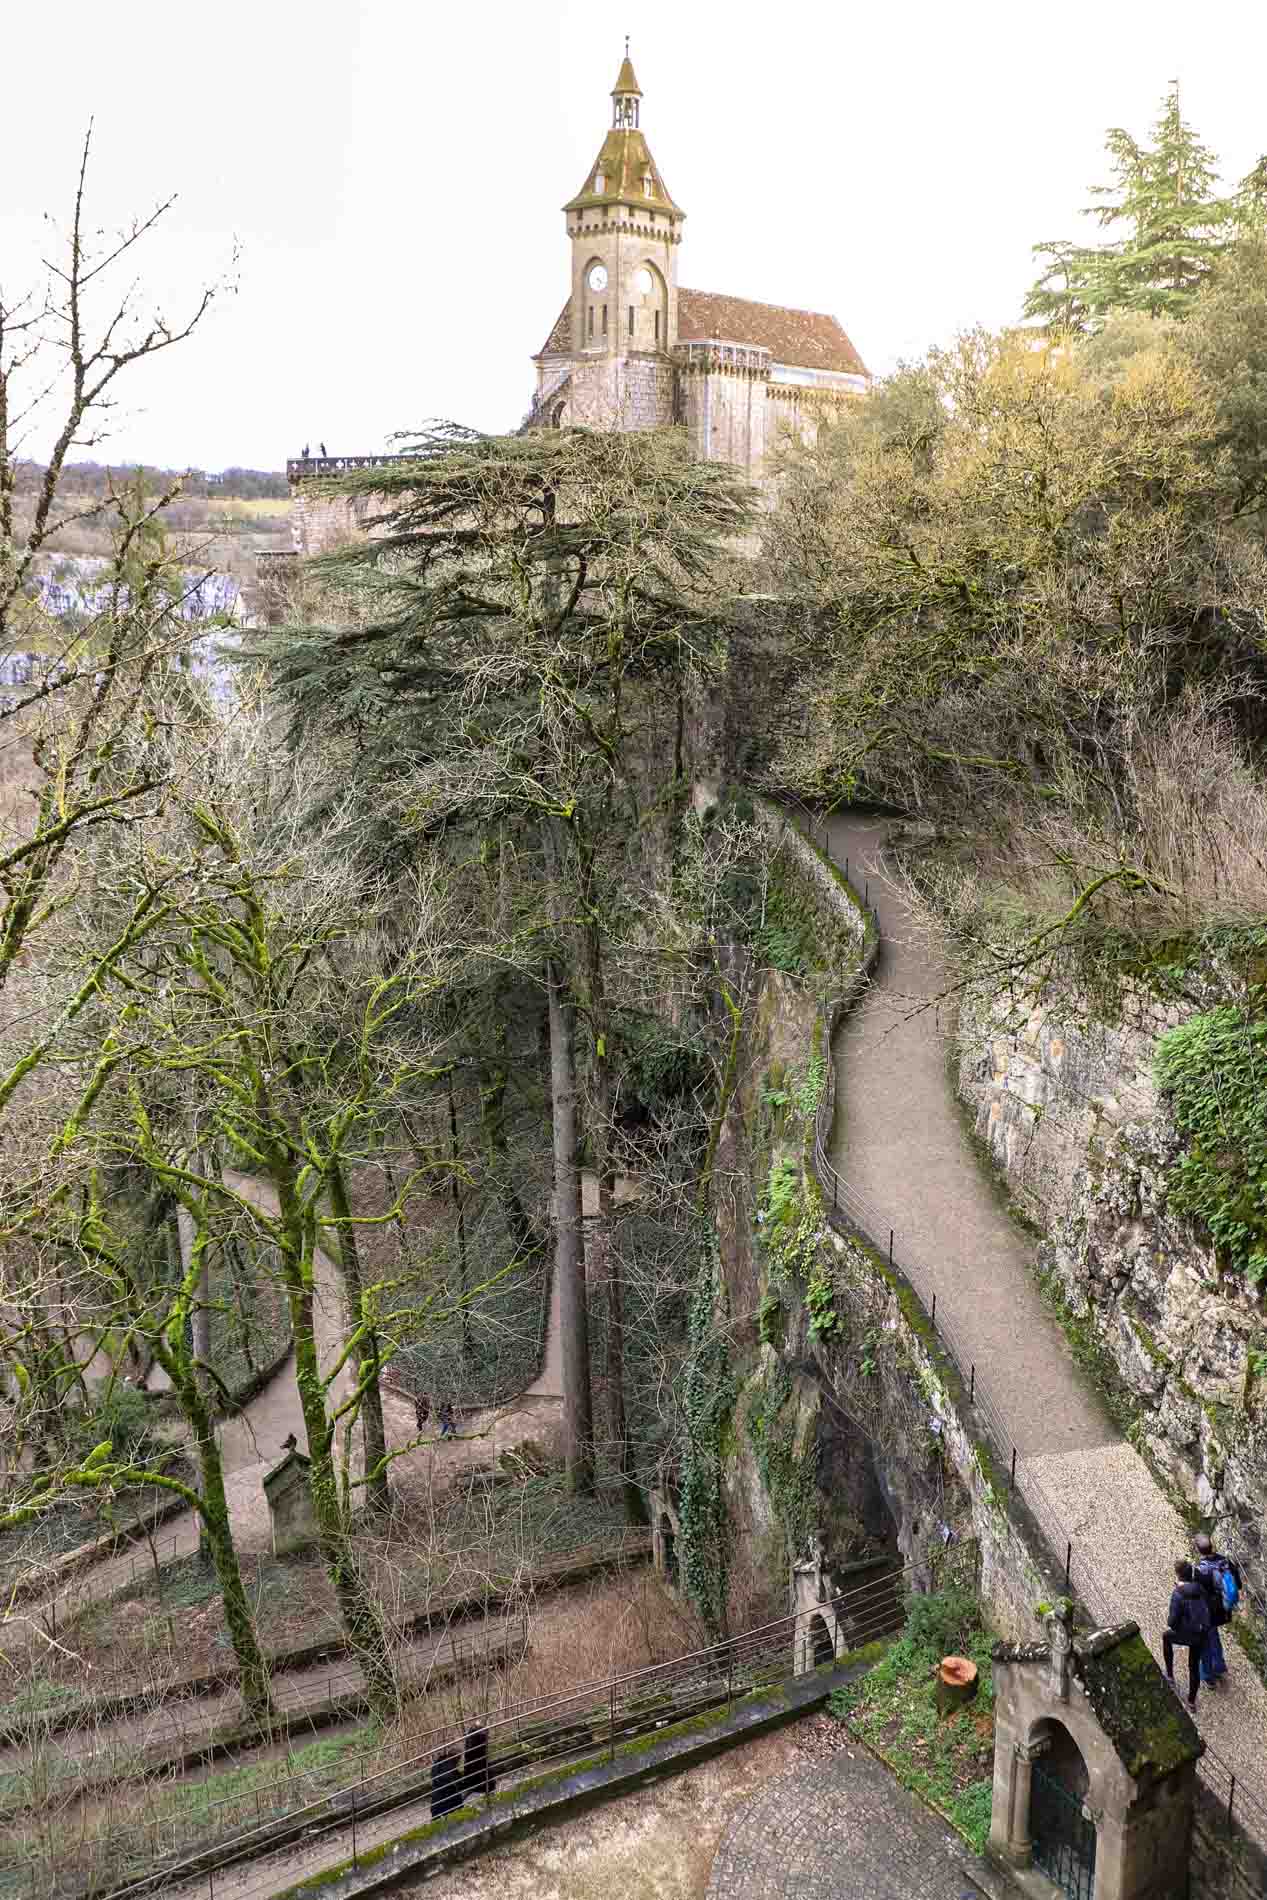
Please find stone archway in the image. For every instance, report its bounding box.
[1029,1720,1097,1900]
[989,1614,1200,1900]
[808,1612,835,1667]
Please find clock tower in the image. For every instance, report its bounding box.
[532,51,684,431]
[564,50,683,359]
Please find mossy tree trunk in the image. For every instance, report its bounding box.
[547,950,592,1494]
[166,1352,274,1720]
[581,903,643,1525]
[271,1157,396,1701]
[327,1158,391,1517]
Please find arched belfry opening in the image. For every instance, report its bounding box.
[612,43,641,128]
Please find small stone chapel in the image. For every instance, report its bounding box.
[989,1603,1201,1900]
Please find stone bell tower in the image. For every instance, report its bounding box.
[533,48,684,430]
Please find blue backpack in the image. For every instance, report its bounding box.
[1217,1559,1240,1614]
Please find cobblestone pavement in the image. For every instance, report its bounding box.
[826,815,1267,1836]
[707,1745,987,1899]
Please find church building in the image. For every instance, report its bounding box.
[526,53,870,471]
[283,52,869,557]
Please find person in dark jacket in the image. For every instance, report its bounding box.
[438,1401,456,1440]
[1194,1532,1241,1686]
[1164,1560,1211,1708]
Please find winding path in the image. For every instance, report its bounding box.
[826,814,1267,1827]
[12,1175,564,1642]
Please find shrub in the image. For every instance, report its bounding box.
[902,1583,981,1659]
[1155,1005,1267,1283]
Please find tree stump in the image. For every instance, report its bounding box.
[936,1655,979,1715]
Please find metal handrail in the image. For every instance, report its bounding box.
[74,1562,912,1900]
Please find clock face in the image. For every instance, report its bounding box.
[635,268,654,295]
[588,265,608,292]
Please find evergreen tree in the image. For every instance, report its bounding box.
[1237,155,1267,230]
[1025,83,1232,327]
[255,426,755,1498]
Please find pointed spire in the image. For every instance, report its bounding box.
[564,50,683,219]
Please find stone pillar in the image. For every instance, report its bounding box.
[991,1736,1044,1869]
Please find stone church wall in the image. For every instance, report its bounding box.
[679,370,768,472]
[954,968,1267,1642]
[566,355,675,430]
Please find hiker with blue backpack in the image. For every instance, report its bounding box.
[1194,1531,1242,1688]
[1163,1560,1211,1708]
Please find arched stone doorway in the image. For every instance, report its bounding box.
[989,1612,1200,1900]
[1030,1721,1097,1900]
[808,1612,835,1667]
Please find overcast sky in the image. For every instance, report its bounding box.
[4,0,1265,472]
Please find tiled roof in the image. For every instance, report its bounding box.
[537,299,572,358]
[564,129,682,217]
[534,289,868,378]
[678,289,867,377]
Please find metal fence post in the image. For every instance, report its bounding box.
[608,1683,616,1763]
[1227,1774,1236,1827]
[931,1293,936,1328]
[969,1365,975,1403]
[1065,1544,1072,1593]
[351,1786,357,1869]
[888,1230,893,1267]
[1009,1448,1017,1496]
[727,1646,735,1710]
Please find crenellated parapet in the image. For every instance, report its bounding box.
[673,340,772,380]
[286,453,420,486]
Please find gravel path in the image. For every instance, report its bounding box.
[826,814,1267,1831]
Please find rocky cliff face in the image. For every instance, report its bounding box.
[956,975,1267,1626]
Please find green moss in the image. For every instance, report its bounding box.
[1155,1006,1267,1285]
[1078,1632,1200,1781]
[1125,1313,1172,1370]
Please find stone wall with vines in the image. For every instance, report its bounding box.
[956,958,1267,1640]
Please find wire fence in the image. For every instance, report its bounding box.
[780,800,1267,1849]
[18,1562,910,1900]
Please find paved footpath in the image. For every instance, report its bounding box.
[707,1745,992,1900]
[827,815,1267,1833]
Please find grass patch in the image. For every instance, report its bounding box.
[829,1586,996,1853]
[157,1724,379,1829]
